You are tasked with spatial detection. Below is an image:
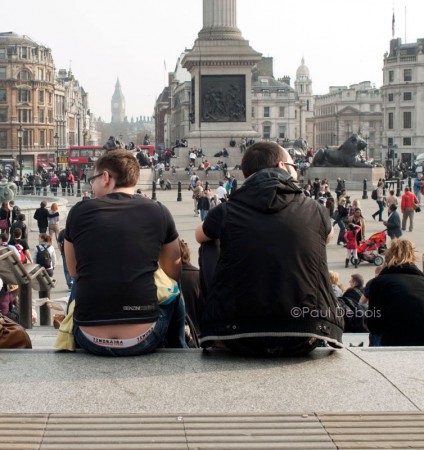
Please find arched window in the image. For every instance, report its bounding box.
[18,70,31,81]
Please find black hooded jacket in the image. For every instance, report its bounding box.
[200,168,344,347]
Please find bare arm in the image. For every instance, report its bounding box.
[159,238,181,282]
[195,224,212,244]
[64,239,77,279]
[326,225,334,245]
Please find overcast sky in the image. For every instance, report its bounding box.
[3,0,423,121]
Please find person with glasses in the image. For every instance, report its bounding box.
[195,141,343,356]
[64,148,186,356]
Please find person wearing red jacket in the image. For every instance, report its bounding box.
[400,186,419,232]
[344,223,361,268]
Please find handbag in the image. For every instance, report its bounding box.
[0,313,32,349]
[412,202,419,211]
[0,218,8,229]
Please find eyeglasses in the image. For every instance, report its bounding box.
[276,161,297,171]
[87,171,112,186]
[87,173,104,186]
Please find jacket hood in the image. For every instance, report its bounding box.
[232,168,303,213]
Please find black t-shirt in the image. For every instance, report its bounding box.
[65,193,178,326]
[9,237,29,252]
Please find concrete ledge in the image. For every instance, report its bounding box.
[2,346,424,415]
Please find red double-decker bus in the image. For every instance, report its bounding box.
[67,146,105,170]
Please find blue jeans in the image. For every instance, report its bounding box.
[73,295,187,356]
[374,200,384,221]
[200,209,208,221]
[336,219,346,243]
[62,255,73,289]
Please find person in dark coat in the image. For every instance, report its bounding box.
[195,141,343,356]
[383,204,402,239]
[368,239,424,346]
[33,200,49,233]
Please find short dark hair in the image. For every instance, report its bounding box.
[241,142,285,178]
[350,273,364,289]
[0,232,8,242]
[13,228,22,238]
[18,213,25,221]
[95,150,140,188]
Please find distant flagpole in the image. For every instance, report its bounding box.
[163,59,167,86]
[392,9,395,38]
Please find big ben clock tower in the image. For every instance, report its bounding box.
[111,77,125,123]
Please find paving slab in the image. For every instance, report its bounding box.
[0,347,420,415]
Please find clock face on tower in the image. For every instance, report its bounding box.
[113,102,119,108]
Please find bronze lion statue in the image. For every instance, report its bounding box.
[311,134,371,167]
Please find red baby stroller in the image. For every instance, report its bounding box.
[350,230,387,266]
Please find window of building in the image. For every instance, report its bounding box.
[388,137,394,146]
[0,48,5,59]
[404,92,412,101]
[48,109,53,123]
[251,107,255,118]
[46,71,51,82]
[23,130,29,146]
[38,90,44,104]
[18,70,30,81]
[48,92,53,105]
[21,47,28,59]
[0,67,5,80]
[279,126,286,139]
[0,130,6,148]
[388,112,394,129]
[279,106,285,117]
[262,89,270,96]
[389,71,394,82]
[0,108,7,122]
[404,69,412,82]
[403,111,412,128]
[18,89,31,102]
[0,89,5,102]
[263,125,271,139]
[300,84,304,93]
[38,108,44,123]
[403,137,411,146]
[39,130,45,147]
[264,106,270,118]
[388,93,394,101]
[18,109,31,123]
[38,69,43,81]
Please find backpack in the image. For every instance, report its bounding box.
[36,244,52,269]
[371,189,378,200]
[14,243,26,264]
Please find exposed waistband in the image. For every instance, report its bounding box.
[80,323,156,348]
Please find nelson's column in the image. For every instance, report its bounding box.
[182,0,262,150]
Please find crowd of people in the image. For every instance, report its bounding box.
[1,139,424,354]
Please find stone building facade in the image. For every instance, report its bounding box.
[310,81,383,161]
[0,31,98,175]
[381,37,424,168]
[0,32,56,172]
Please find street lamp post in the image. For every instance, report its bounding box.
[54,132,59,168]
[17,124,23,189]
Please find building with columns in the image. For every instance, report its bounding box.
[310,81,383,160]
[381,37,424,168]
